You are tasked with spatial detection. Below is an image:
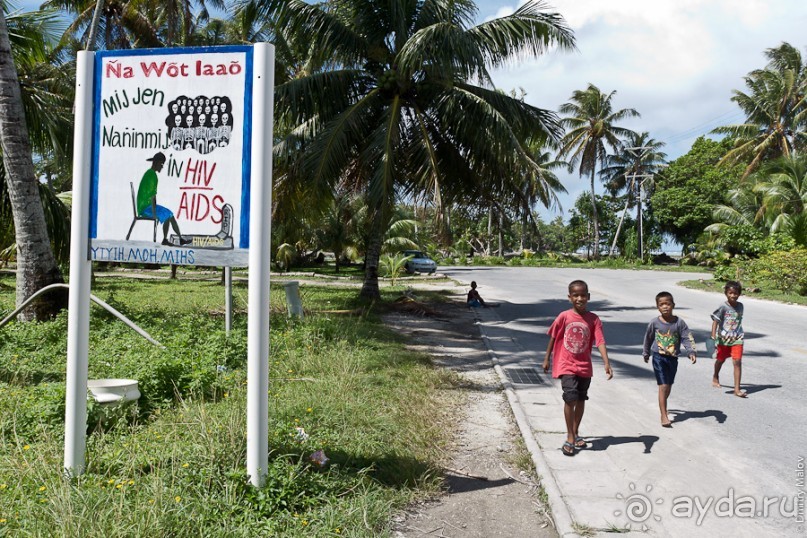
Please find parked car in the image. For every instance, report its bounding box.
[402,250,437,274]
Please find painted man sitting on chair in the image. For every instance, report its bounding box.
[136,152,191,246]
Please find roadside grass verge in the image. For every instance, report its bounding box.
[678,277,807,306]
[0,275,461,536]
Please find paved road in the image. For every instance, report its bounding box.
[442,266,806,537]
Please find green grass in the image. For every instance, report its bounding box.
[0,274,463,536]
[678,277,807,305]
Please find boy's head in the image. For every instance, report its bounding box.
[470,281,477,289]
[724,281,742,295]
[568,280,588,294]
[655,291,674,305]
[724,281,742,303]
[567,280,590,312]
[655,291,675,315]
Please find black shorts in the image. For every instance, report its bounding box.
[652,352,679,385]
[560,374,591,403]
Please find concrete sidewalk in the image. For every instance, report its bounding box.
[470,304,799,538]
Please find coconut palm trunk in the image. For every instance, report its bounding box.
[86,0,104,50]
[589,168,600,258]
[0,14,65,320]
[360,213,384,300]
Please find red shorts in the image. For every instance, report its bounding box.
[716,344,743,362]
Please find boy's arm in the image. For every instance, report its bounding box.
[596,343,614,379]
[679,319,697,363]
[642,322,653,362]
[542,337,554,373]
[710,319,719,341]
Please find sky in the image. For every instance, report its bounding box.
[15,0,807,221]
[473,0,807,220]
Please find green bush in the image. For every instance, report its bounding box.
[748,248,807,295]
[750,233,796,256]
[713,262,747,283]
[471,256,505,266]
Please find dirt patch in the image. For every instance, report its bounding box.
[384,294,557,538]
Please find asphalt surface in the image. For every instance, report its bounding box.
[442,266,806,537]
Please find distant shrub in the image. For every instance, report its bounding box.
[748,248,807,295]
[713,262,747,283]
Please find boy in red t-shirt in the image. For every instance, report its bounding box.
[542,280,613,456]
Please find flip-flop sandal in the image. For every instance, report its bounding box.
[661,421,672,428]
[574,437,587,448]
[562,441,576,456]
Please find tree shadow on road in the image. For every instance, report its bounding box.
[445,474,516,494]
[585,435,659,454]
[668,408,727,424]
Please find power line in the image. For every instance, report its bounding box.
[663,110,745,145]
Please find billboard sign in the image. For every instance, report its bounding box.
[88,46,253,266]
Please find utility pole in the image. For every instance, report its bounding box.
[610,171,652,256]
[609,146,651,258]
[639,176,647,261]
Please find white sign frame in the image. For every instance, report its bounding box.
[65,44,274,487]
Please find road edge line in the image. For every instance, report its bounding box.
[471,308,580,538]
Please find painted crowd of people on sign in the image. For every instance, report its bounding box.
[165,95,234,155]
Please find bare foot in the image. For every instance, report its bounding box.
[734,390,747,398]
[661,421,672,428]
[712,378,721,388]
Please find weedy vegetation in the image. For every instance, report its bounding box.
[0,273,461,536]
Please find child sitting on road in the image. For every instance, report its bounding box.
[642,291,697,427]
[467,281,487,308]
[711,281,747,398]
[542,280,613,456]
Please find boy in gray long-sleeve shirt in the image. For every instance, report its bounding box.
[643,291,696,427]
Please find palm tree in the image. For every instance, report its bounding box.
[147,0,225,46]
[708,186,763,231]
[266,0,575,299]
[315,190,360,272]
[599,132,666,256]
[516,141,566,251]
[1,7,76,271]
[712,42,807,178]
[558,83,638,258]
[0,11,66,320]
[708,155,807,247]
[44,0,161,50]
[753,155,807,246]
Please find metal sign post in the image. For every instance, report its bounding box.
[64,51,95,477]
[246,43,274,487]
